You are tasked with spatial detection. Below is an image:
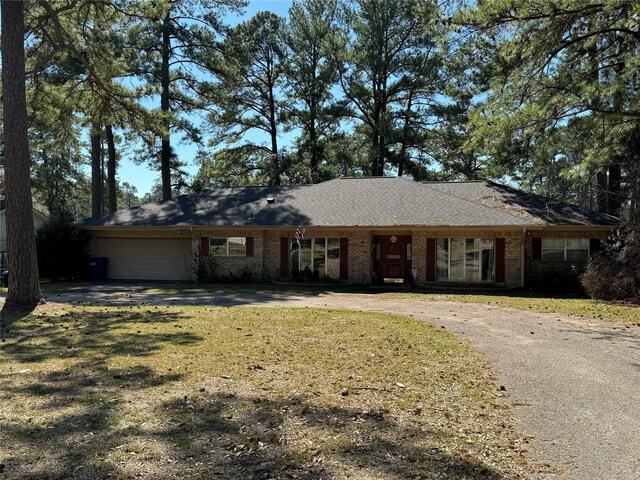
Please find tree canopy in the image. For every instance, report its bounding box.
[3,0,639,223]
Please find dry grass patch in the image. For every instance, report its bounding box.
[376,291,640,325]
[0,303,530,479]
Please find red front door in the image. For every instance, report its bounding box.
[373,235,412,283]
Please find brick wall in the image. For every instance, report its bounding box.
[190,229,528,287]
[263,231,286,281]
[504,236,522,288]
[524,235,587,289]
[192,230,266,282]
[347,231,373,284]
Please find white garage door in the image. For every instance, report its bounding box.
[93,237,192,281]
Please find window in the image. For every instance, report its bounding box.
[436,238,495,282]
[542,238,589,261]
[291,238,340,280]
[209,237,247,256]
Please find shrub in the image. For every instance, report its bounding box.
[532,268,585,295]
[36,210,90,280]
[194,254,254,283]
[195,254,218,283]
[581,226,640,303]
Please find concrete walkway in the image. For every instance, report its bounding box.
[42,286,640,479]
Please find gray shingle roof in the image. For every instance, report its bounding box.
[78,177,618,229]
[425,181,619,226]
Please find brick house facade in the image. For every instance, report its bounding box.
[81,178,617,288]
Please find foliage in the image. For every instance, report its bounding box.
[335,0,445,176]
[35,210,90,280]
[202,11,287,185]
[582,226,640,302]
[24,0,150,218]
[283,0,347,183]
[126,0,246,200]
[16,0,640,224]
[456,1,640,217]
[194,253,253,283]
[194,252,217,283]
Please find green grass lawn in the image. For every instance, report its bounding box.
[0,303,530,479]
[376,290,640,325]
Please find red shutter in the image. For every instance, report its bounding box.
[426,238,436,282]
[589,238,601,256]
[495,238,506,283]
[280,237,289,278]
[200,236,209,256]
[532,237,542,260]
[339,237,349,280]
[246,237,254,257]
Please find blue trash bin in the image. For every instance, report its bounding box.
[89,257,108,281]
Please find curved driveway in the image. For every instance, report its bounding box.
[45,287,640,479]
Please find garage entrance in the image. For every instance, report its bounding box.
[92,237,192,281]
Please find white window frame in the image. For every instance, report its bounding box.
[541,238,589,261]
[436,238,495,283]
[290,237,340,279]
[209,237,247,257]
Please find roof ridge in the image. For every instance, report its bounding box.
[337,176,400,179]
[422,180,484,184]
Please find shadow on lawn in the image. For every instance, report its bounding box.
[0,308,201,363]
[151,393,506,479]
[0,308,198,479]
[0,309,514,480]
[2,387,507,479]
[0,303,37,343]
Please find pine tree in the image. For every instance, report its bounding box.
[457,1,640,217]
[1,0,42,305]
[283,0,345,183]
[335,0,443,176]
[203,11,287,185]
[128,0,245,199]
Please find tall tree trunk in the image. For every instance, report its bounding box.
[308,44,319,183]
[608,163,622,216]
[398,90,414,178]
[268,78,280,186]
[1,0,41,305]
[105,124,117,213]
[370,128,379,176]
[160,11,172,201]
[609,52,625,217]
[377,132,385,176]
[91,126,102,217]
[309,98,318,183]
[596,171,608,213]
[629,170,639,224]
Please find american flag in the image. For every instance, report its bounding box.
[295,225,305,245]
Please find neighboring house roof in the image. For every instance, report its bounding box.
[78,177,618,229]
[0,199,49,221]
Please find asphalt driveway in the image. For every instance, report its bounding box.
[38,286,640,479]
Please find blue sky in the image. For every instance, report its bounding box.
[118,0,294,197]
